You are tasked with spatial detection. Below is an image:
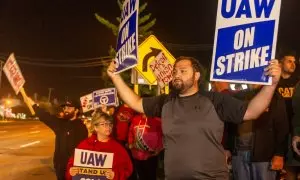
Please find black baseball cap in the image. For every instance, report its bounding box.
[60,99,81,109]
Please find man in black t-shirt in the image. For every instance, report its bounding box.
[277,54,298,121]
[107,56,281,180]
[276,53,300,179]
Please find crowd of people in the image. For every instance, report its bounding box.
[25,51,300,180]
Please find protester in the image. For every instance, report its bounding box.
[102,103,138,180]
[290,82,300,180]
[128,112,163,180]
[292,83,300,155]
[229,84,289,180]
[276,52,300,179]
[211,81,236,180]
[27,98,88,180]
[114,104,135,145]
[107,56,281,179]
[66,112,133,180]
[211,82,234,157]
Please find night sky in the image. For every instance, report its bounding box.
[0,0,299,100]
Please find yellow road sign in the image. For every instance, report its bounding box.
[135,35,176,84]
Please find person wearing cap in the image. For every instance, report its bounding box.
[27,98,88,180]
[66,112,133,180]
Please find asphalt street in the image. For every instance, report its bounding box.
[0,120,56,180]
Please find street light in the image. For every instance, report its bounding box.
[5,99,11,105]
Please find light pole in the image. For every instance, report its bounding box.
[48,88,54,102]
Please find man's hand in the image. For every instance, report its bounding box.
[105,59,144,113]
[292,136,300,156]
[271,156,284,170]
[107,60,119,79]
[100,104,108,114]
[69,167,80,176]
[264,59,281,85]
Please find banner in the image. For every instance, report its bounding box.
[93,88,118,108]
[115,0,139,73]
[3,53,25,94]
[80,93,94,113]
[72,149,114,180]
[210,0,282,85]
[149,52,173,88]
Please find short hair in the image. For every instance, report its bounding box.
[174,56,205,82]
[90,112,114,132]
[278,50,297,62]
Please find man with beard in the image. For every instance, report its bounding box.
[107,56,281,179]
[27,98,88,180]
[275,52,300,179]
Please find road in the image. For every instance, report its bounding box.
[0,120,56,180]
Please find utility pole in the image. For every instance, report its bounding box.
[48,88,54,102]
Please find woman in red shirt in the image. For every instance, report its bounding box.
[66,112,133,180]
[128,113,163,180]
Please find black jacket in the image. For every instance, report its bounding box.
[227,90,289,162]
[292,82,300,136]
[33,105,88,171]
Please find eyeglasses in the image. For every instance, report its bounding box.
[95,122,113,128]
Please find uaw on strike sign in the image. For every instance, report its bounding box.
[210,0,281,85]
[115,0,139,73]
[72,149,114,180]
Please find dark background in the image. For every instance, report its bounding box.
[0,0,299,100]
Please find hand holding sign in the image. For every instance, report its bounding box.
[107,60,119,79]
[69,167,80,177]
[264,59,281,85]
[105,170,115,180]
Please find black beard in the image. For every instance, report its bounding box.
[172,79,184,91]
[63,112,75,120]
[171,77,195,94]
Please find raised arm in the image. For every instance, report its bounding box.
[27,97,60,132]
[107,60,144,113]
[243,60,281,121]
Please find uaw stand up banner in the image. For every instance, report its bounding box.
[72,149,114,180]
[210,0,282,85]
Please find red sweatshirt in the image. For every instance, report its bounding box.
[114,104,135,142]
[66,134,133,180]
[128,114,163,160]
